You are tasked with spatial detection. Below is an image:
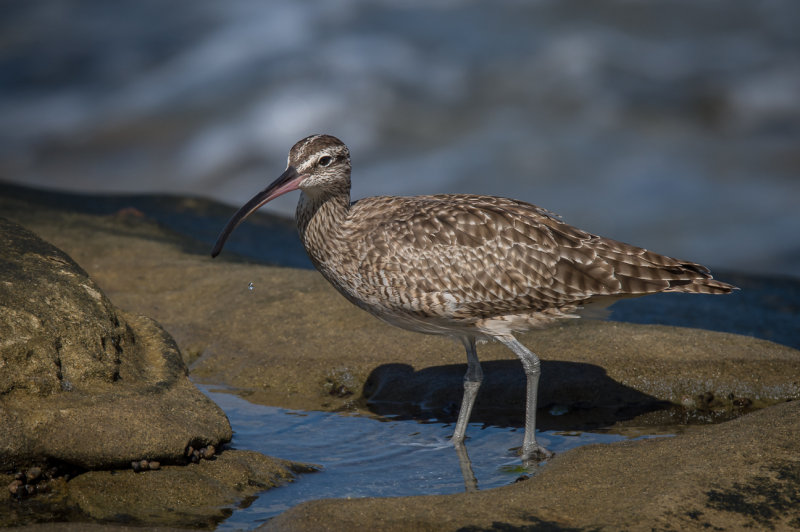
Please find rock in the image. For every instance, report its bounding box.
[0,218,312,529]
[67,450,306,529]
[8,526,185,532]
[0,217,232,471]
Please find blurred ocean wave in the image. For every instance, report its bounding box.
[1,0,798,277]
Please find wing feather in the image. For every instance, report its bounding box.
[342,194,733,321]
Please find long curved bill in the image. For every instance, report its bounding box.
[211,166,304,257]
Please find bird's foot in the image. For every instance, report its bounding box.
[520,443,554,465]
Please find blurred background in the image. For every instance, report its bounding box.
[1,0,798,278]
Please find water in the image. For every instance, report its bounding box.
[199,386,662,530]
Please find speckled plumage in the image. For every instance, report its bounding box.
[213,134,736,462]
[292,136,733,337]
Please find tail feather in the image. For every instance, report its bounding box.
[592,240,738,296]
[666,277,737,294]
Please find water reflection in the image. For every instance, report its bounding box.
[199,385,664,530]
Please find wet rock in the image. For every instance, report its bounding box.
[0,217,232,471]
[6,526,184,532]
[323,367,358,398]
[0,219,310,528]
[68,450,306,528]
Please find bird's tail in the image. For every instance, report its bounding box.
[593,241,739,296]
[664,276,738,294]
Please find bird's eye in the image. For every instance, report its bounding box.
[318,156,333,167]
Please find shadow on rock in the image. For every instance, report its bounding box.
[363,359,671,431]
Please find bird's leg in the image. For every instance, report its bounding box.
[451,336,483,444]
[497,335,553,462]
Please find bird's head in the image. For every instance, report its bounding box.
[210,134,350,258]
[289,134,351,195]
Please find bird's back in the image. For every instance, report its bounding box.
[309,193,734,334]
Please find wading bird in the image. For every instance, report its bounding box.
[211,134,735,462]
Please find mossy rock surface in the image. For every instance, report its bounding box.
[0,217,231,470]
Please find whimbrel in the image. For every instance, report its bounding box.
[211,134,736,462]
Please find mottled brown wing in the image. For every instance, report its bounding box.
[346,194,732,320]
[347,195,593,318]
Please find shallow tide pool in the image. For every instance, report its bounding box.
[199,386,663,530]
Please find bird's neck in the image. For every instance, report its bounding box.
[296,188,351,268]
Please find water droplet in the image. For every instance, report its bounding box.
[248,282,254,292]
